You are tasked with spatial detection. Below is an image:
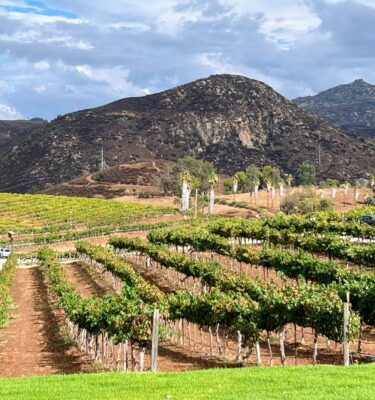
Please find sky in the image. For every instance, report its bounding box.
[0,0,374,120]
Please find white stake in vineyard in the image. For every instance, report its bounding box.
[208,172,218,215]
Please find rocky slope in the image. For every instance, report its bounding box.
[294,79,375,138]
[0,118,46,148]
[0,75,374,192]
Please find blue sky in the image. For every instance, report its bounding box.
[0,0,374,120]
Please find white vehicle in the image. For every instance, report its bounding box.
[1,248,11,258]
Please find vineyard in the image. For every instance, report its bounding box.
[0,193,180,248]
[0,195,374,385]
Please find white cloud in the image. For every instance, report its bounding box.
[34,60,50,70]
[0,0,38,8]
[325,0,375,7]
[75,64,146,96]
[219,0,321,48]
[0,9,87,25]
[0,103,23,119]
[109,22,151,32]
[34,85,46,93]
[0,30,94,50]
[196,52,284,91]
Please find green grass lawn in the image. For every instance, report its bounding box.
[0,365,374,400]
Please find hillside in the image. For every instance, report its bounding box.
[0,74,374,192]
[0,118,46,148]
[41,160,175,198]
[294,79,375,138]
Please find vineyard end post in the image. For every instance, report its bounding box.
[151,309,159,372]
[343,302,350,366]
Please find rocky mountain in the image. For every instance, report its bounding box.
[0,118,46,148]
[294,79,375,138]
[0,74,374,193]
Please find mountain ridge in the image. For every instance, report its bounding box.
[0,74,374,192]
[294,79,375,138]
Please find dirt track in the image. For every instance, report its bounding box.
[0,267,93,377]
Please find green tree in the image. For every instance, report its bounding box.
[260,166,281,188]
[161,157,216,195]
[296,162,316,185]
[286,174,293,187]
[325,178,339,188]
[245,164,261,192]
[223,178,234,194]
[234,171,248,192]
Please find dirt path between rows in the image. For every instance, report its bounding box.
[64,262,112,298]
[0,267,93,377]
[64,262,231,371]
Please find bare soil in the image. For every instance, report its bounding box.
[0,267,93,377]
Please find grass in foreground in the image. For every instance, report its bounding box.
[0,365,374,400]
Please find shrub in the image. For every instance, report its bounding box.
[364,196,375,206]
[281,189,332,215]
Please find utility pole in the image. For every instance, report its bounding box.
[318,133,322,165]
[318,142,321,165]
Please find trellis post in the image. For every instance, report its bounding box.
[151,309,159,372]
[343,301,350,366]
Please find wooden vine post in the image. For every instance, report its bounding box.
[151,309,160,372]
[343,296,350,366]
[279,325,286,366]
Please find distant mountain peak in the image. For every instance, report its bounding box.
[294,79,375,138]
[352,78,371,85]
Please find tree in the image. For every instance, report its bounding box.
[161,157,216,195]
[245,164,261,192]
[325,178,339,188]
[223,178,234,194]
[296,162,316,185]
[260,166,281,188]
[286,174,293,187]
[180,171,192,212]
[207,171,218,215]
[234,171,248,192]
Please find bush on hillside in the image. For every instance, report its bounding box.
[281,189,332,215]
